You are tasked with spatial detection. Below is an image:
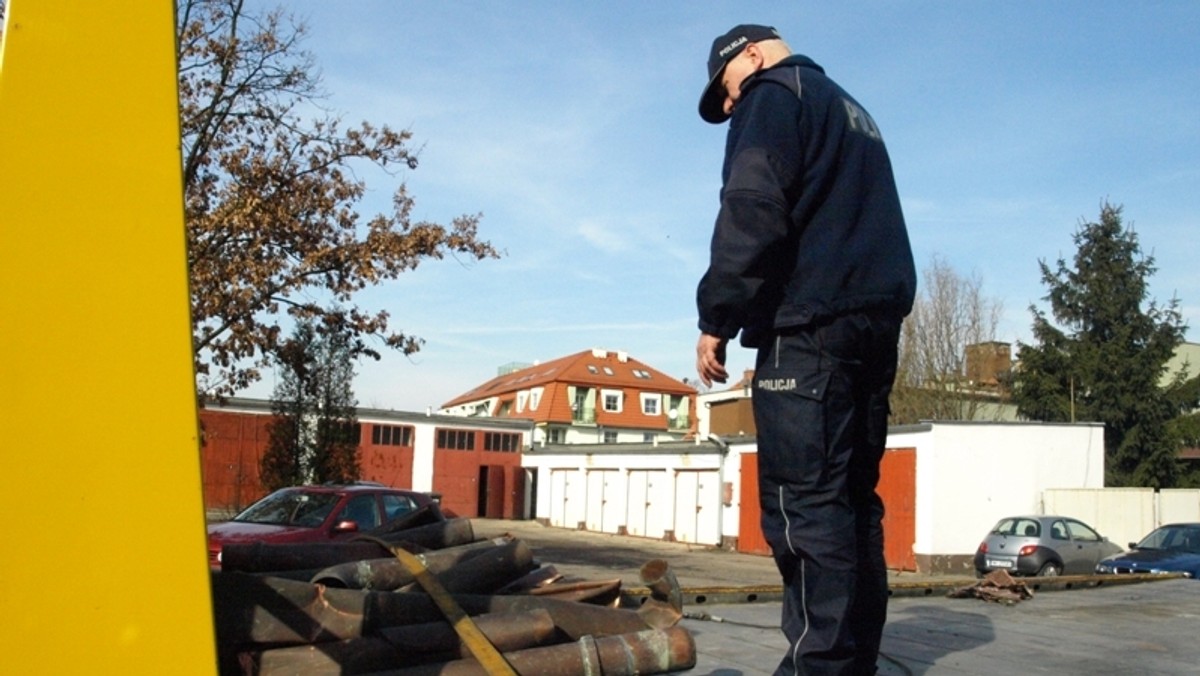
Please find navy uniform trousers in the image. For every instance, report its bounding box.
[751,311,902,676]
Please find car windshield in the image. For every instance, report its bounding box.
[1137,526,1200,553]
[233,490,340,527]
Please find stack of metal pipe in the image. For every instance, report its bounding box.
[211,517,696,675]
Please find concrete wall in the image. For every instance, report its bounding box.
[1044,487,1200,550]
[523,422,1109,573]
[523,438,748,547]
[889,421,1105,573]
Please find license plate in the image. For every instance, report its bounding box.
[986,559,1013,569]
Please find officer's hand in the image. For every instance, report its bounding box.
[696,333,729,388]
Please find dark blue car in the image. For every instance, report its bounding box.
[1095,523,1200,578]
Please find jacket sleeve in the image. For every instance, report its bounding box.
[696,83,802,338]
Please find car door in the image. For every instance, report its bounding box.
[1062,519,1106,574]
[335,494,382,533]
[1046,519,1077,571]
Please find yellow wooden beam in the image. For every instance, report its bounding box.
[0,2,216,673]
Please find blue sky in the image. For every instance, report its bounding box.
[240,1,1200,411]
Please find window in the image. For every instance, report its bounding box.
[336,495,380,530]
[530,387,543,410]
[587,365,598,373]
[641,394,660,415]
[516,391,528,413]
[1050,521,1069,541]
[602,389,623,413]
[994,518,1040,537]
[484,432,521,452]
[643,433,655,443]
[1065,519,1101,542]
[371,424,413,447]
[602,366,614,376]
[382,494,417,521]
[436,428,476,451]
[603,430,618,443]
[547,428,565,444]
[633,369,652,379]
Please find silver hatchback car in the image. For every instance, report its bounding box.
[974,515,1122,577]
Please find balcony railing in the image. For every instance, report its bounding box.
[572,409,596,425]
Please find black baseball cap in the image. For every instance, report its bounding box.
[698,24,781,124]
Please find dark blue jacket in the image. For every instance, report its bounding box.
[697,55,916,347]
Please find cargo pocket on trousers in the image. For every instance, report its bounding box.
[753,370,832,485]
[753,369,831,401]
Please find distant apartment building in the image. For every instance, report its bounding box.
[440,348,698,446]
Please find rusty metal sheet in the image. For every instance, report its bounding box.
[311,537,534,593]
[382,626,696,676]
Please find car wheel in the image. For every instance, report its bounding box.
[1036,562,1061,577]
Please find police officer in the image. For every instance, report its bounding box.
[694,24,916,675]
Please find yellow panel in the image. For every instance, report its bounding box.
[0,2,217,674]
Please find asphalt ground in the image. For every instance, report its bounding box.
[473,519,1200,675]
[472,518,974,596]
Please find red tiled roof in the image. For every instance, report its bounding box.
[441,349,697,429]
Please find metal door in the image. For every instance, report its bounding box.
[674,469,721,545]
[628,469,670,539]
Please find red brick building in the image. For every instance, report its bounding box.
[199,398,533,519]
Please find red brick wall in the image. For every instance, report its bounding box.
[431,427,526,518]
[199,409,273,515]
[199,411,528,519]
[362,446,416,487]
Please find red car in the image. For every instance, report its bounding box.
[206,482,441,568]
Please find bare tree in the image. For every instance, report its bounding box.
[891,255,1006,424]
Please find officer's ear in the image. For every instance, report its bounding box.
[742,43,765,71]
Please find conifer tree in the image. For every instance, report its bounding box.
[1012,203,1191,487]
[260,317,360,491]
[260,323,316,491]
[310,318,361,484]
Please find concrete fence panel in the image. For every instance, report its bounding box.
[1044,487,1200,549]
[1043,488,1155,549]
[1159,489,1200,524]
